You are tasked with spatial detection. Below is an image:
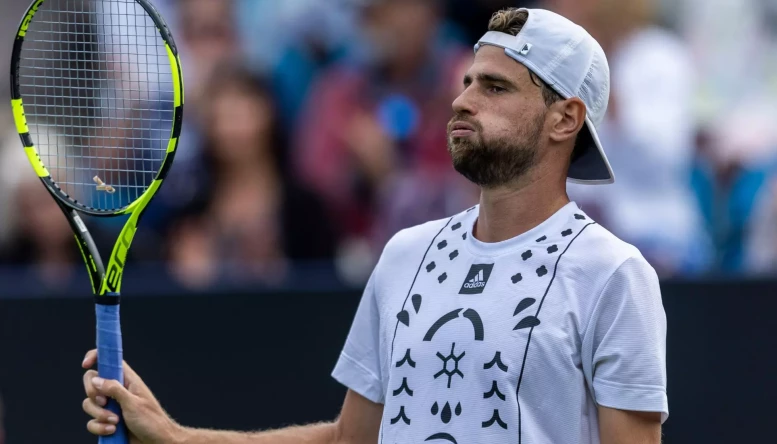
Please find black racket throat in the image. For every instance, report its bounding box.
[58,200,107,295]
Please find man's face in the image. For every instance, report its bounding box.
[447,46,550,188]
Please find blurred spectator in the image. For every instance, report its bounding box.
[176,0,240,112]
[678,0,777,125]
[554,0,713,276]
[0,174,79,287]
[236,0,360,129]
[747,175,777,274]
[294,0,478,275]
[0,116,24,248]
[678,0,777,274]
[166,65,337,289]
[135,0,244,253]
[165,0,242,168]
[0,118,86,289]
[696,101,777,273]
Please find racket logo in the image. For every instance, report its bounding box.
[104,228,133,293]
[93,176,116,194]
[18,0,44,37]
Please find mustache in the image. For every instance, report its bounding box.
[447,114,483,133]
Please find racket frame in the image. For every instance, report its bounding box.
[9,0,185,295]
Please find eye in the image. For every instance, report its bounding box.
[487,85,506,94]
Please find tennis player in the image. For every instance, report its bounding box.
[82,7,667,443]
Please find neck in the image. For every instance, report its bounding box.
[473,165,570,243]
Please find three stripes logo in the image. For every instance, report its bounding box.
[459,264,494,294]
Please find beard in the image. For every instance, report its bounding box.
[447,112,546,188]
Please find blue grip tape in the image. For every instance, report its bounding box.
[96,294,129,444]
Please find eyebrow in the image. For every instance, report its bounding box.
[463,72,517,88]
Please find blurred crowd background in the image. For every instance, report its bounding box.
[1,0,777,294]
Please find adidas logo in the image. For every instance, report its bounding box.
[463,270,487,289]
[459,264,494,294]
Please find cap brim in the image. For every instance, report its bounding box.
[567,116,615,184]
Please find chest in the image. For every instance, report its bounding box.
[378,243,586,436]
[383,237,582,356]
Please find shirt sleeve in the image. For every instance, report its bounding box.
[331,269,386,404]
[582,255,669,423]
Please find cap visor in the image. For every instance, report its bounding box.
[567,116,615,184]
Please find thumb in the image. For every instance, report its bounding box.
[92,377,137,406]
[122,362,153,400]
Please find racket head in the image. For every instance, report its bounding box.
[10,0,184,217]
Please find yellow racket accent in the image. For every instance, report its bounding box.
[12,99,50,178]
[11,99,29,134]
[24,147,50,178]
[166,44,183,109]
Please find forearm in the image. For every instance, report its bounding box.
[598,407,662,444]
[176,422,339,444]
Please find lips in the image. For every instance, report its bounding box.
[450,121,475,132]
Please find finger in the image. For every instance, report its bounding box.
[122,360,139,384]
[82,350,98,369]
[83,369,99,399]
[87,419,117,436]
[82,398,119,424]
[92,377,137,406]
[121,361,152,398]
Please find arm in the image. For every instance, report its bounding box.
[598,406,662,444]
[176,390,382,444]
[176,423,337,444]
[582,256,668,443]
[82,350,382,444]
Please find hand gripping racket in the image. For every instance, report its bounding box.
[10,1,183,442]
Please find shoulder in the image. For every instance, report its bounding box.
[562,219,659,289]
[572,222,645,263]
[559,219,663,335]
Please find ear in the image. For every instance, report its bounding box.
[548,98,586,144]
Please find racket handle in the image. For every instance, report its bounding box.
[96,294,130,444]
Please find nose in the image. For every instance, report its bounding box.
[452,86,477,116]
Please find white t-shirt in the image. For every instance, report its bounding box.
[332,202,668,444]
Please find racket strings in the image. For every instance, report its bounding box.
[18,0,174,212]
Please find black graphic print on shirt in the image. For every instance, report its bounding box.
[383,214,594,444]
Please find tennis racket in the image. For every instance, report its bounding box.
[10,1,183,442]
